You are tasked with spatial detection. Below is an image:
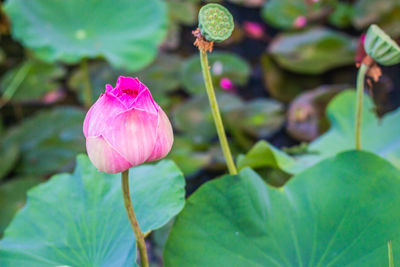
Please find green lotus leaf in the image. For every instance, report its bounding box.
[260,54,322,103]
[238,90,400,175]
[167,0,198,26]
[262,0,308,29]
[0,140,19,180]
[0,116,3,135]
[5,0,167,71]
[167,137,212,176]
[0,49,5,65]
[0,155,185,266]
[377,6,400,39]
[173,92,243,144]
[0,176,42,237]
[352,0,396,29]
[225,98,285,139]
[328,2,353,28]
[2,107,86,175]
[165,151,400,266]
[0,59,65,102]
[135,53,183,108]
[136,54,182,93]
[352,0,400,38]
[237,139,299,173]
[269,27,356,74]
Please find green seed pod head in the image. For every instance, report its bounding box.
[198,4,234,42]
[364,24,400,66]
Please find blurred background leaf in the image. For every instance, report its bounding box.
[1,107,85,175]
[0,59,65,104]
[0,140,18,180]
[262,0,309,29]
[135,53,183,108]
[329,2,353,28]
[225,98,285,139]
[173,92,243,144]
[167,137,212,176]
[269,27,356,74]
[4,0,167,71]
[352,0,400,38]
[261,54,322,102]
[180,52,251,95]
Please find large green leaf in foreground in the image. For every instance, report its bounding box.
[0,155,185,266]
[5,0,167,71]
[164,151,400,266]
[238,90,400,174]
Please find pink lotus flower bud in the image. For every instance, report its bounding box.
[243,21,264,39]
[293,16,307,29]
[83,76,173,173]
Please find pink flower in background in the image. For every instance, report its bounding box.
[220,77,234,91]
[293,16,307,29]
[83,76,173,173]
[355,33,367,65]
[243,21,264,39]
[42,90,65,104]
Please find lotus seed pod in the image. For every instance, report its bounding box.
[364,24,400,66]
[198,4,234,42]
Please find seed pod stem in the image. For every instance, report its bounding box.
[199,48,237,175]
[194,3,237,175]
[355,63,368,150]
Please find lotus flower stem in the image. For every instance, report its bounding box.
[81,59,93,108]
[199,49,237,175]
[388,241,394,267]
[121,169,149,267]
[355,63,368,150]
